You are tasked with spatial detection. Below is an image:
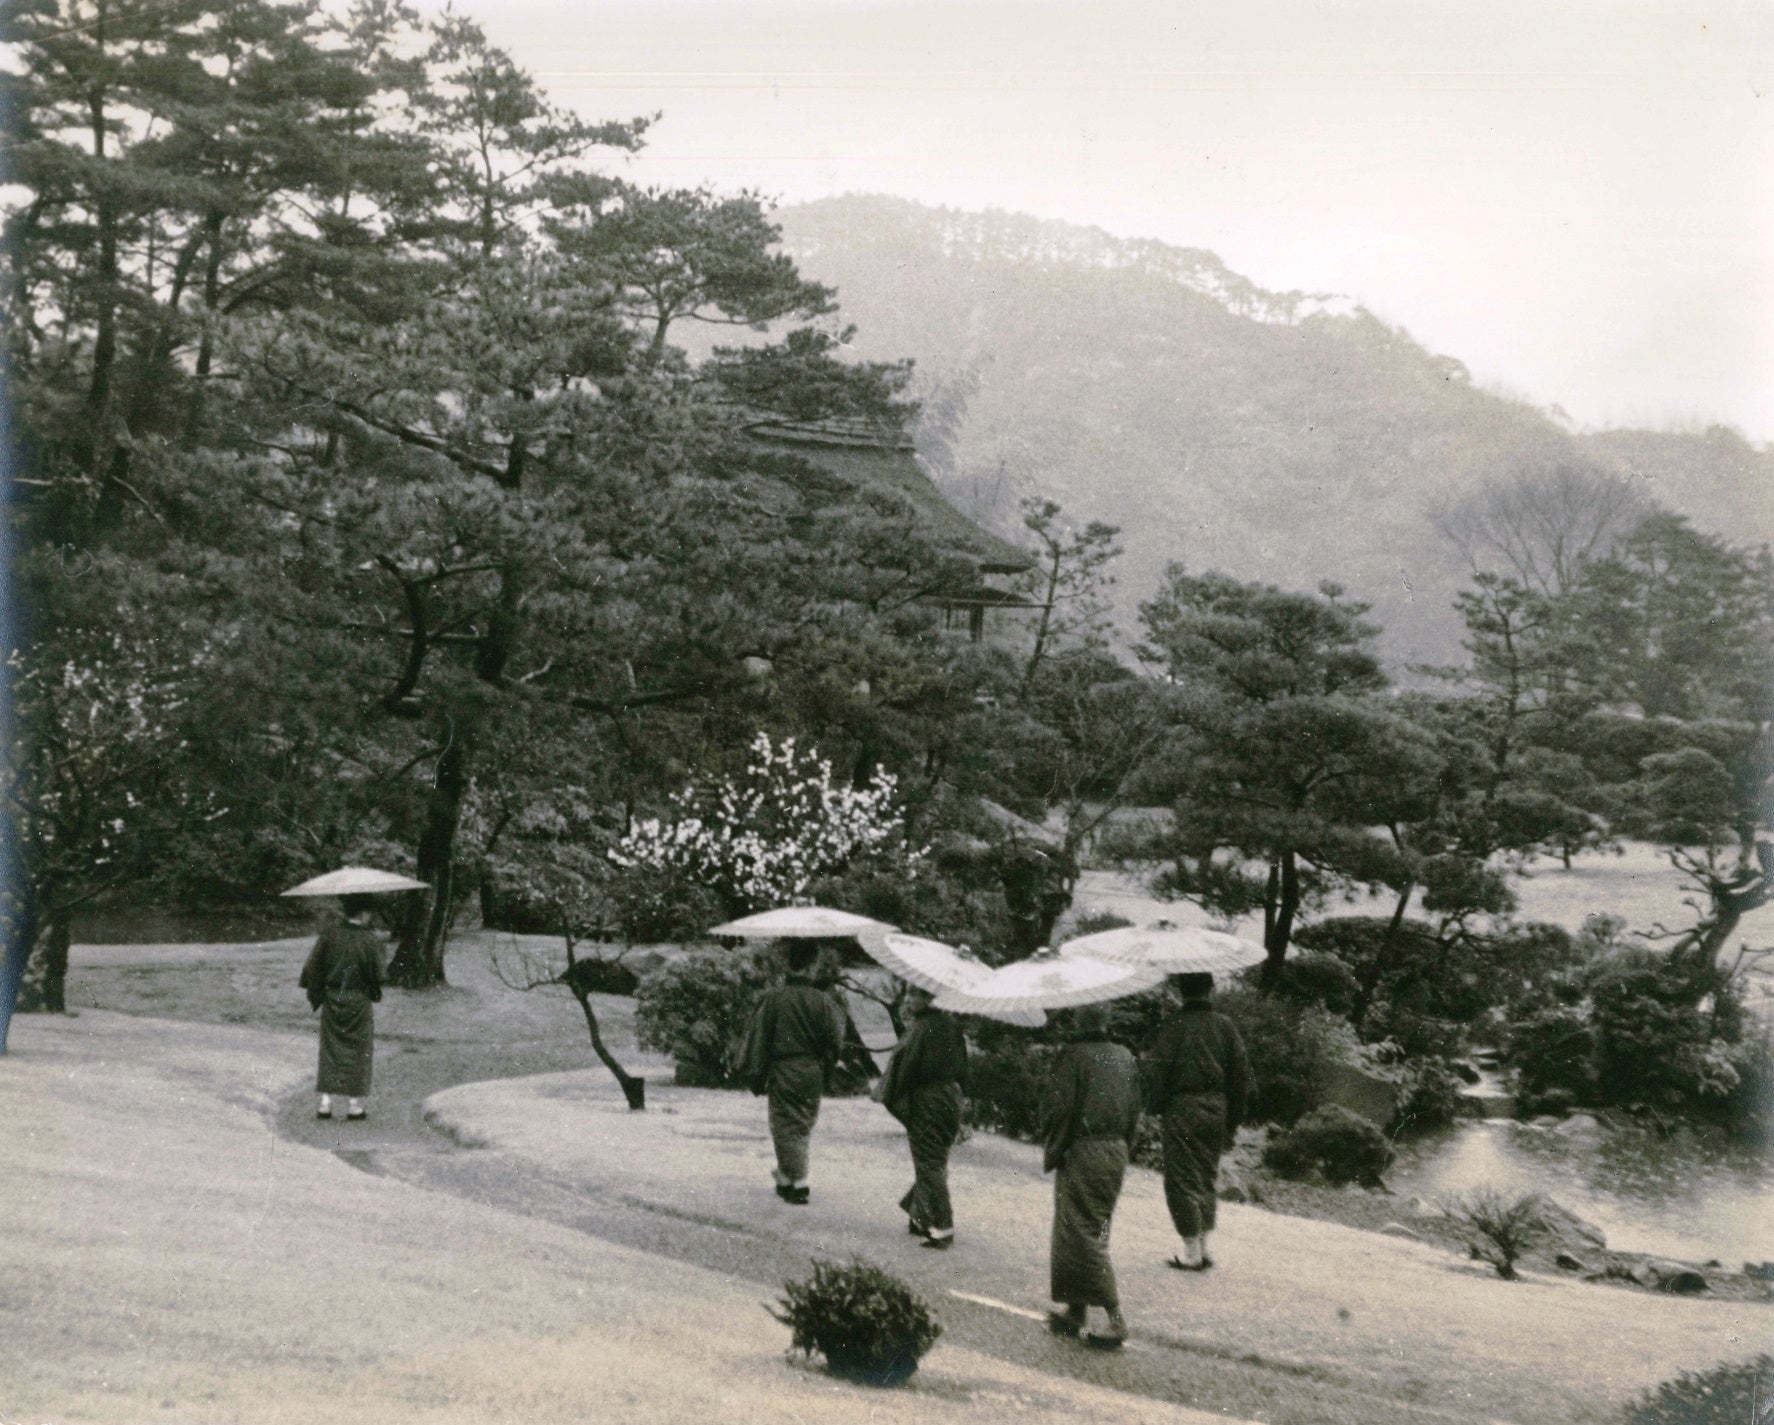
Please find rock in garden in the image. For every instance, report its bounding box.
[1554,1252,1588,1272]
[1552,1113,1605,1141]
[1534,1198,1608,1253]
[1654,1269,1709,1295]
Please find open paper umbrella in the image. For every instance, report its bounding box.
[705,906,898,940]
[1059,919,1267,979]
[867,934,1045,1027]
[932,950,1166,1017]
[281,866,429,897]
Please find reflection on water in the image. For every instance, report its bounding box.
[1388,1120,1774,1263]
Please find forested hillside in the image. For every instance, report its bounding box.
[776,195,1773,664]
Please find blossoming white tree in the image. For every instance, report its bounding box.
[612,732,916,915]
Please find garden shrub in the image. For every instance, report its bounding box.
[1102,980,1174,1050]
[1389,1056,1465,1136]
[812,861,1013,965]
[1506,1003,1599,1104]
[1361,1001,1467,1060]
[633,945,779,1087]
[772,1257,943,1386]
[1590,955,1711,1107]
[1272,950,1361,1018]
[1622,1354,1774,1425]
[1261,1104,1395,1186]
[1295,915,1583,1044]
[1724,1026,1774,1144]
[963,1040,1061,1141]
[1216,987,1348,1126]
[612,866,727,945]
[1445,1188,1546,1279]
[1519,1084,1579,1118]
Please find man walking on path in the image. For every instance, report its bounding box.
[742,940,842,1203]
[1042,1003,1141,1350]
[880,986,969,1249]
[298,894,385,1120]
[1143,972,1249,1271]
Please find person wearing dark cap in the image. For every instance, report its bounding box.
[742,940,842,1204]
[880,985,970,1249]
[1042,1003,1141,1349]
[298,894,385,1120]
[1143,971,1250,1271]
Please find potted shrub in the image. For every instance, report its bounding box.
[771,1257,943,1386]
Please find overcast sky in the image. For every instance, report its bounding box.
[423,0,1772,441]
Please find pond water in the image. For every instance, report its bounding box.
[1388,1118,1774,1266]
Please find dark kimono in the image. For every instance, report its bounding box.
[741,973,842,1186]
[1143,1002,1250,1237]
[881,1006,969,1234]
[299,922,384,1097]
[1042,1038,1141,1308]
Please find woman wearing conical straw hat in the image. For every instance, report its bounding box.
[1042,1003,1140,1350]
[298,894,385,1120]
[1142,972,1249,1271]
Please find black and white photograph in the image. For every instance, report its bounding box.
[3,1,1771,1420]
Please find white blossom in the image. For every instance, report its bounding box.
[611,731,923,910]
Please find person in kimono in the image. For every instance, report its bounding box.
[880,986,970,1249]
[1142,972,1250,1271]
[742,940,842,1204]
[1042,1003,1141,1349]
[298,894,385,1120]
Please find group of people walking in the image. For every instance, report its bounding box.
[297,911,1249,1355]
[744,947,1250,1352]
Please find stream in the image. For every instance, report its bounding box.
[1387,1116,1774,1266]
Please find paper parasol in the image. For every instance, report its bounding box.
[281,867,429,897]
[866,934,1045,1027]
[705,906,898,939]
[932,950,1165,1016]
[1059,919,1267,979]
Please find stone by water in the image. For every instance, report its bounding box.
[1388,1117,1774,1265]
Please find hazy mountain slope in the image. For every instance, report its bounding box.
[775,195,1772,666]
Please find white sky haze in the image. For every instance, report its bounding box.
[427,0,1773,440]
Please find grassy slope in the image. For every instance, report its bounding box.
[432,1066,1768,1425]
[48,924,1774,1425]
[2,1006,1244,1425]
